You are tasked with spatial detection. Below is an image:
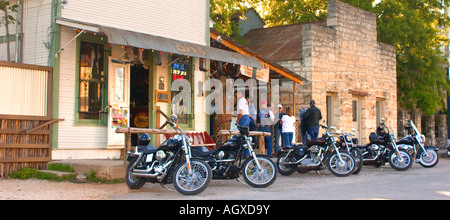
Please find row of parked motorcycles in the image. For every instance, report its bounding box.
[277,118,439,178]
[124,115,440,195]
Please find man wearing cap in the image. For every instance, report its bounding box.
[302,100,323,141]
[257,100,275,157]
[274,104,286,152]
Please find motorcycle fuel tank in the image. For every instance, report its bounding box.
[217,135,240,151]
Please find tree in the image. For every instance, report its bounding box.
[374,0,450,116]
[210,0,249,37]
[0,0,19,62]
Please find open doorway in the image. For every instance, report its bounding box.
[130,64,150,146]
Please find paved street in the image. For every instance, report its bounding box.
[112,158,450,200]
[1,158,450,200]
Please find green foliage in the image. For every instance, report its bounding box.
[8,167,77,182]
[47,163,75,173]
[0,1,19,26]
[375,0,450,115]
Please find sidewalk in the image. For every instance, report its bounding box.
[49,159,126,180]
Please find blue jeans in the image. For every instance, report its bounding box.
[259,127,272,156]
[282,132,293,148]
[274,128,283,152]
[238,115,250,157]
[238,115,250,127]
[307,126,319,141]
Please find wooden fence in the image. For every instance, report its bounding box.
[0,61,62,177]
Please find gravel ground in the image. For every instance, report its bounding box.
[0,178,129,200]
[2,158,450,200]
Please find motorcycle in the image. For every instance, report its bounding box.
[125,115,212,195]
[396,120,439,168]
[191,123,277,188]
[357,119,412,171]
[335,130,363,175]
[447,144,450,157]
[277,124,356,177]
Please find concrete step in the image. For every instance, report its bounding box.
[49,160,126,180]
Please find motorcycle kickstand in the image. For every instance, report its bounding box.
[236,178,248,186]
[160,183,174,192]
[315,170,323,176]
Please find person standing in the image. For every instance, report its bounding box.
[302,100,322,141]
[235,91,250,127]
[281,107,297,148]
[257,100,275,157]
[274,104,286,152]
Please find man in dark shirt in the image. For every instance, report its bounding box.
[301,100,322,142]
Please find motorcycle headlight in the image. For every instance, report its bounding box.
[187,137,193,146]
[420,135,425,144]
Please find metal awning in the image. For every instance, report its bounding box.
[55,18,262,69]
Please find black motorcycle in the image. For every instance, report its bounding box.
[335,130,363,175]
[125,115,212,195]
[396,121,439,168]
[191,123,277,188]
[357,119,412,171]
[447,145,450,157]
[277,124,356,177]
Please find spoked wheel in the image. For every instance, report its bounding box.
[276,151,297,176]
[125,157,146,189]
[419,149,439,168]
[173,159,212,195]
[242,156,277,188]
[327,151,355,177]
[389,149,412,171]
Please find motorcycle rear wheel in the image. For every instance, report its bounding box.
[173,159,212,195]
[125,157,147,190]
[276,152,297,176]
[350,148,363,175]
[242,156,277,188]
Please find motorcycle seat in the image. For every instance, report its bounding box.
[138,144,157,154]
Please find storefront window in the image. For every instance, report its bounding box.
[79,41,105,120]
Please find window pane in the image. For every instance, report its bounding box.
[115,67,125,102]
[79,41,105,120]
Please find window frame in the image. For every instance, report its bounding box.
[74,33,110,126]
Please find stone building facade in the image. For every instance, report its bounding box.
[244,1,397,144]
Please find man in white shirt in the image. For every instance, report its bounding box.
[235,91,250,127]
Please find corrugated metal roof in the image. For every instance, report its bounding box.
[210,28,306,84]
[99,26,263,69]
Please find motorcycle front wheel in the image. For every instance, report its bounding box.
[388,149,412,171]
[419,149,439,168]
[327,151,355,177]
[173,159,212,195]
[242,156,277,188]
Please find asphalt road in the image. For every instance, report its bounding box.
[112,158,450,200]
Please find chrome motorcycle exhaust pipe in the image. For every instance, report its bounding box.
[131,172,159,178]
